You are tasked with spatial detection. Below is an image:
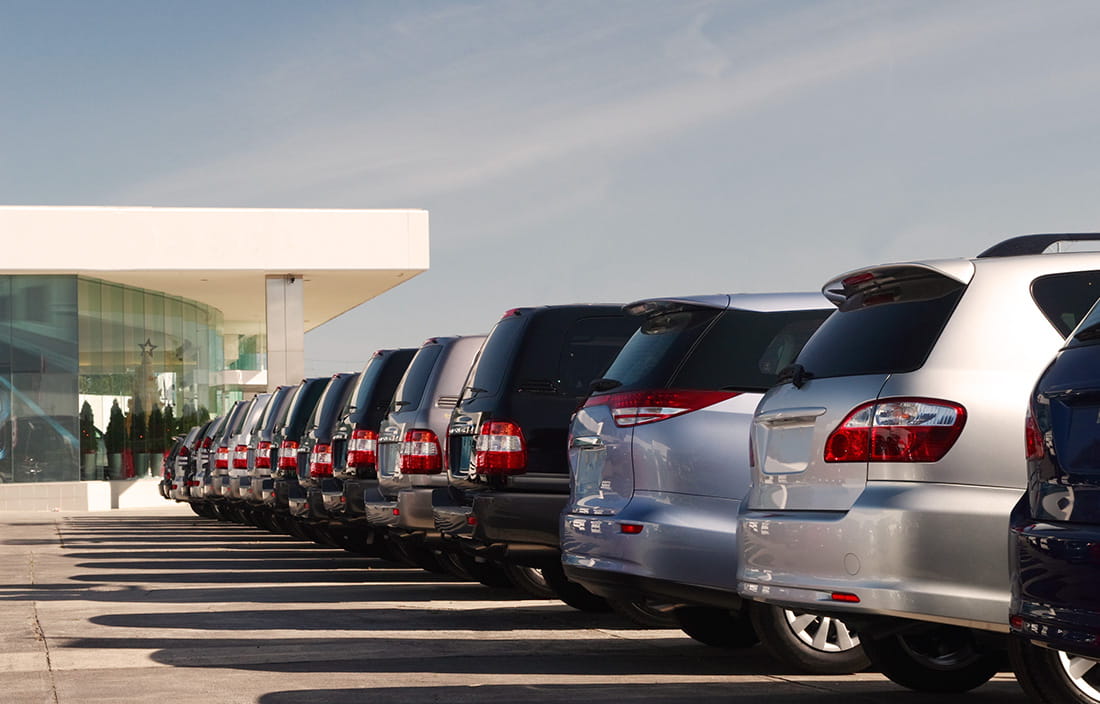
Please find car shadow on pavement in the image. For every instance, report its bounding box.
[256,682,1025,704]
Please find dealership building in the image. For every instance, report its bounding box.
[0,206,429,511]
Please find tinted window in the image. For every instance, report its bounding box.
[604,308,723,390]
[555,316,641,396]
[467,316,527,396]
[1032,271,1100,337]
[673,309,831,391]
[349,350,415,425]
[308,374,357,433]
[795,289,963,379]
[605,307,828,392]
[393,344,443,412]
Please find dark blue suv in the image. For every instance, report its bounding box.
[1010,297,1100,703]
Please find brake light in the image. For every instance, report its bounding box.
[824,398,966,463]
[399,429,442,474]
[347,429,378,469]
[830,592,860,603]
[473,420,527,475]
[1025,407,1044,461]
[842,272,875,287]
[277,440,299,469]
[585,390,738,427]
[309,444,334,477]
[232,444,249,469]
[214,446,229,470]
[255,441,272,469]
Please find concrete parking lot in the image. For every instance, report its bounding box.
[0,504,1027,704]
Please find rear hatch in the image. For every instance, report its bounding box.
[568,295,831,516]
[1033,305,1100,523]
[378,340,448,494]
[448,307,638,493]
[748,264,971,512]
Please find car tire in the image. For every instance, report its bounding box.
[860,625,999,692]
[188,502,205,517]
[1009,637,1100,703]
[675,606,759,648]
[504,563,557,598]
[608,597,679,628]
[750,604,870,675]
[540,561,613,612]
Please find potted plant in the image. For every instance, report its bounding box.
[104,400,125,479]
[79,401,97,479]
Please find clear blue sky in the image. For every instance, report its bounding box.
[5,1,1100,374]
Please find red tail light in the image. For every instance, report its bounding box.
[255,441,272,469]
[1025,407,1045,461]
[179,446,190,458]
[347,429,378,469]
[201,436,213,450]
[398,429,442,474]
[824,398,966,463]
[475,420,527,475]
[585,389,738,427]
[214,446,230,470]
[309,444,334,477]
[277,440,299,470]
[232,444,249,469]
[830,592,861,603]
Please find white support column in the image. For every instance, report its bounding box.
[266,275,305,390]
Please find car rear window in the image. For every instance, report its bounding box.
[794,288,963,379]
[466,315,527,397]
[392,344,443,412]
[605,307,829,392]
[553,315,640,396]
[1031,271,1100,337]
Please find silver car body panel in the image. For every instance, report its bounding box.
[739,252,1100,631]
[376,335,485,500]
[562,292,833,594]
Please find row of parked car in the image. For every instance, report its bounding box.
[162,233,1100,704]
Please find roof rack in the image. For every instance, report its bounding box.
[977,233,1100,258]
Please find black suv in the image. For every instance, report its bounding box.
[267,377,329,533]
[433,305,639,598]
[289,372,359,533]
[318,349,416,554]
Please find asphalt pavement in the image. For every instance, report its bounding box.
[0,504,1029,704]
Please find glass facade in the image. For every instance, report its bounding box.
[0,276,79,483]
[0,274,265,484]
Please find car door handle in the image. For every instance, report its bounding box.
[570,436,604,449]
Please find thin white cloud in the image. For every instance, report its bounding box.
[114,1,1092,225]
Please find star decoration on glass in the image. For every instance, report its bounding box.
[140,339,158,357]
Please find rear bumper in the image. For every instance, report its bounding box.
[455,491,566,566]
[737,481,1020,632]
[1011,516,1100,658]
[561,491,741,604]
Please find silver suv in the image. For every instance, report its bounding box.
[737,234,1100,693]
[560,293,870,673]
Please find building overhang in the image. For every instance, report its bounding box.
[0,205,430,331]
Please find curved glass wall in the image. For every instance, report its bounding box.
[0,275,268,484]
[0,276,79,483]
[77,277,226,480]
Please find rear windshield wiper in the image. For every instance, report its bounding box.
[590,378,622,392]
[1074,323,1100,342]
[777,364,814,389]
